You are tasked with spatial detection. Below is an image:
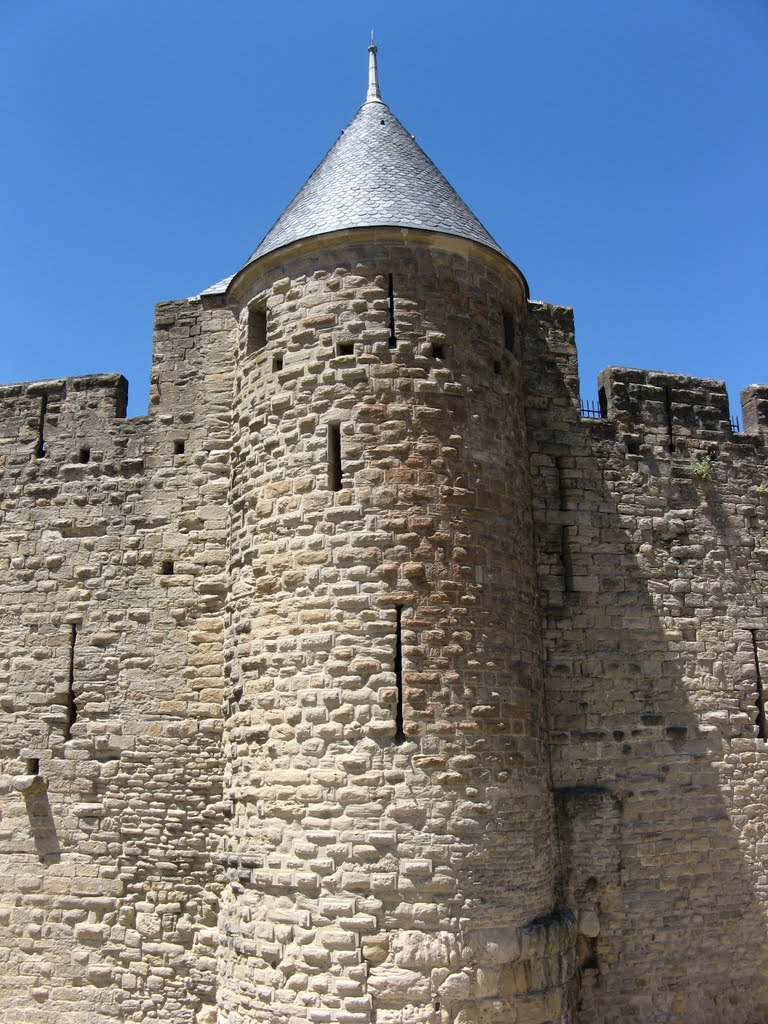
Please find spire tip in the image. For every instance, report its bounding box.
[366,33,382,103]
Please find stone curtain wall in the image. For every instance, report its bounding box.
[1,229,767,1024]
[523,304,768,1023]
[0,297,235,1023]
[217,238,576,1024]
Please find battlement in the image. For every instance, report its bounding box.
[594,367,767,444]
[0,372,128,424]
[0,373,131,464]
[742,384,768,437]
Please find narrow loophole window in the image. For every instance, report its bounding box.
[246,306,267,355]
[394,605,405,744]
[752,630,767,741]
[173,440,185,455]
[388,273,397,348]
[64,624,78,742]
[161,559,175,576]
[598,386,608,419]
[35,394,48,458]
[664,385,675,452]
[493,360,501,375]
[503,315,516,353]
[272,355,283,372]
[432,343,445,360]
[78,447,91,464]
[328,423,342,492]
[26,758,39,776]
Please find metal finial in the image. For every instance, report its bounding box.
[367,32,382,103]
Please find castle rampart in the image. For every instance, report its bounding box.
[1,42,767,1024]
[0,301,237,1021]
[521,303,768,1022]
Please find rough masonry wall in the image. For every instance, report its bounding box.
[3,234,767,1024]
[216,237,576,1024]
[523,302,768,1024]
[0,298,236,1023]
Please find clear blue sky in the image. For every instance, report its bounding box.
[1,0,765,418]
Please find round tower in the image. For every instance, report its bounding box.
[217,42,576,1024]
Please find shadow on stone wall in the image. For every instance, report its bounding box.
[21,783,61,864]
[525,308,768,1023]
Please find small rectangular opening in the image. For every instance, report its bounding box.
[336,341,354,357]
[26,758,39,776]
[272,355,284,372]
[328,423,342,492]
[388,273,397,347]
[173,440,185,455]
[64,624,78,743]
[664,385,675,451]
[246,305,267,355]
[432,343,445,360]
[394,605,405,744]
[752,630,767,741]
[503,315,516,353]
[598,386,608,419]
[78,447,91,464]
[35,394,48,458]
[161,559,175,575]
[493,360,501,375]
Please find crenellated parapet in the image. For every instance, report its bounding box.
[576,367,767,465]
[0,373,132,466]
[597,367,733,443]
[741,384,768,438]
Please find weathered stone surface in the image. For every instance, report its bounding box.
[1,68,767,1024]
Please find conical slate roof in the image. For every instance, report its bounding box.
[247,98,504,263]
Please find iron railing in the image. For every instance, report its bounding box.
[579,398,604,419]
[579,399,742,433]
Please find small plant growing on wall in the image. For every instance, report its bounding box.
[755,482,768,497]
[691,454,713,481]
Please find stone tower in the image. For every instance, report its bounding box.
[2,38,768,1024]
[215,40,575,1023]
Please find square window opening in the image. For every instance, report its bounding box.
[246,306,267,355]
[503,315,516,353]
